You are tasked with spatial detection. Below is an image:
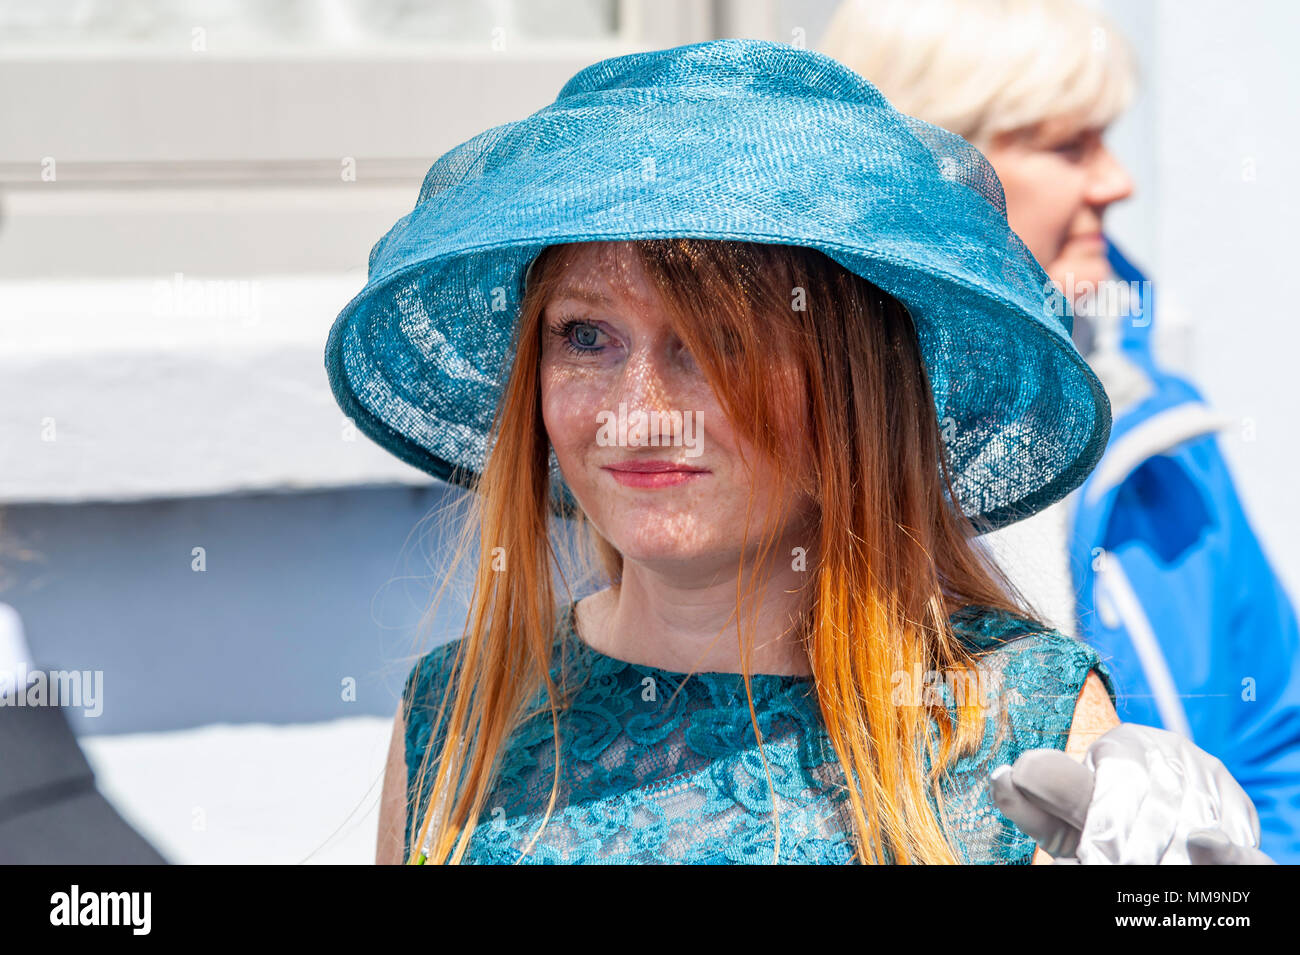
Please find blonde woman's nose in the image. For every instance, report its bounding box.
[1086,143,1135,206]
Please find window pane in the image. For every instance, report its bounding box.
[0,0,621,55]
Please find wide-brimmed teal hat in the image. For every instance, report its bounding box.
[325,37,1110,533]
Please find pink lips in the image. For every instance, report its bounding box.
[602,460,709,489]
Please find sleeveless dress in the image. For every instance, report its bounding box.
[402,601,1116,864]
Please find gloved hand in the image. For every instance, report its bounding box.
[989,722,1275,864]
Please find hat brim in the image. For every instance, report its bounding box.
[325,39,1112,533]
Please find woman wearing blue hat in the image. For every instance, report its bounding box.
[329,38,1267,864]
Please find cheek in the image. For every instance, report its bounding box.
[540,370,599,461]
[1035,165,1089,235]
[705,400,789,507]
[994,157,1082,260]
[1009,176,1068,243]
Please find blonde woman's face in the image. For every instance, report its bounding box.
[982,115,1135,302]
[538,242,814,576]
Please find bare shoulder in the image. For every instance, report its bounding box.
[376,700,408,865]
[1064,669,1121,761]
[1030,669,1119,866]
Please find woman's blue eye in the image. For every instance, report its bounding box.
[549,317,604,356]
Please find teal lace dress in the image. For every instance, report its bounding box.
[402,601,1116,864]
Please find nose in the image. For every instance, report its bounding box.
[1085,143,1135,207]
[611,344,686,443]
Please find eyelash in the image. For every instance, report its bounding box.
[545,317,716,364]
[1051,134,1094,158]
[549,316,605,357]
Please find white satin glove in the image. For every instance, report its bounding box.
[990,722,1275,864]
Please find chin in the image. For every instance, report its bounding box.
[1058,252,1111,285]
[601,518,717,563]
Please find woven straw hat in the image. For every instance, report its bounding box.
[325,37,1111,533]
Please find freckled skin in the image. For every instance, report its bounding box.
[538,241,817,675]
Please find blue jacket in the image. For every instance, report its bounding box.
[1068,239,1300,862]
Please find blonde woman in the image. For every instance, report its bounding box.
[821,0,1300,863]
[331,38,1266,864]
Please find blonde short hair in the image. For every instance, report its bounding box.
[817,0,1138,150]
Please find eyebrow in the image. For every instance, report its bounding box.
[549,287,614,307]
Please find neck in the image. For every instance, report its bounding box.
[577,536,814,677]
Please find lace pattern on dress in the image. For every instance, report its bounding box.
[402,602,1115,864]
